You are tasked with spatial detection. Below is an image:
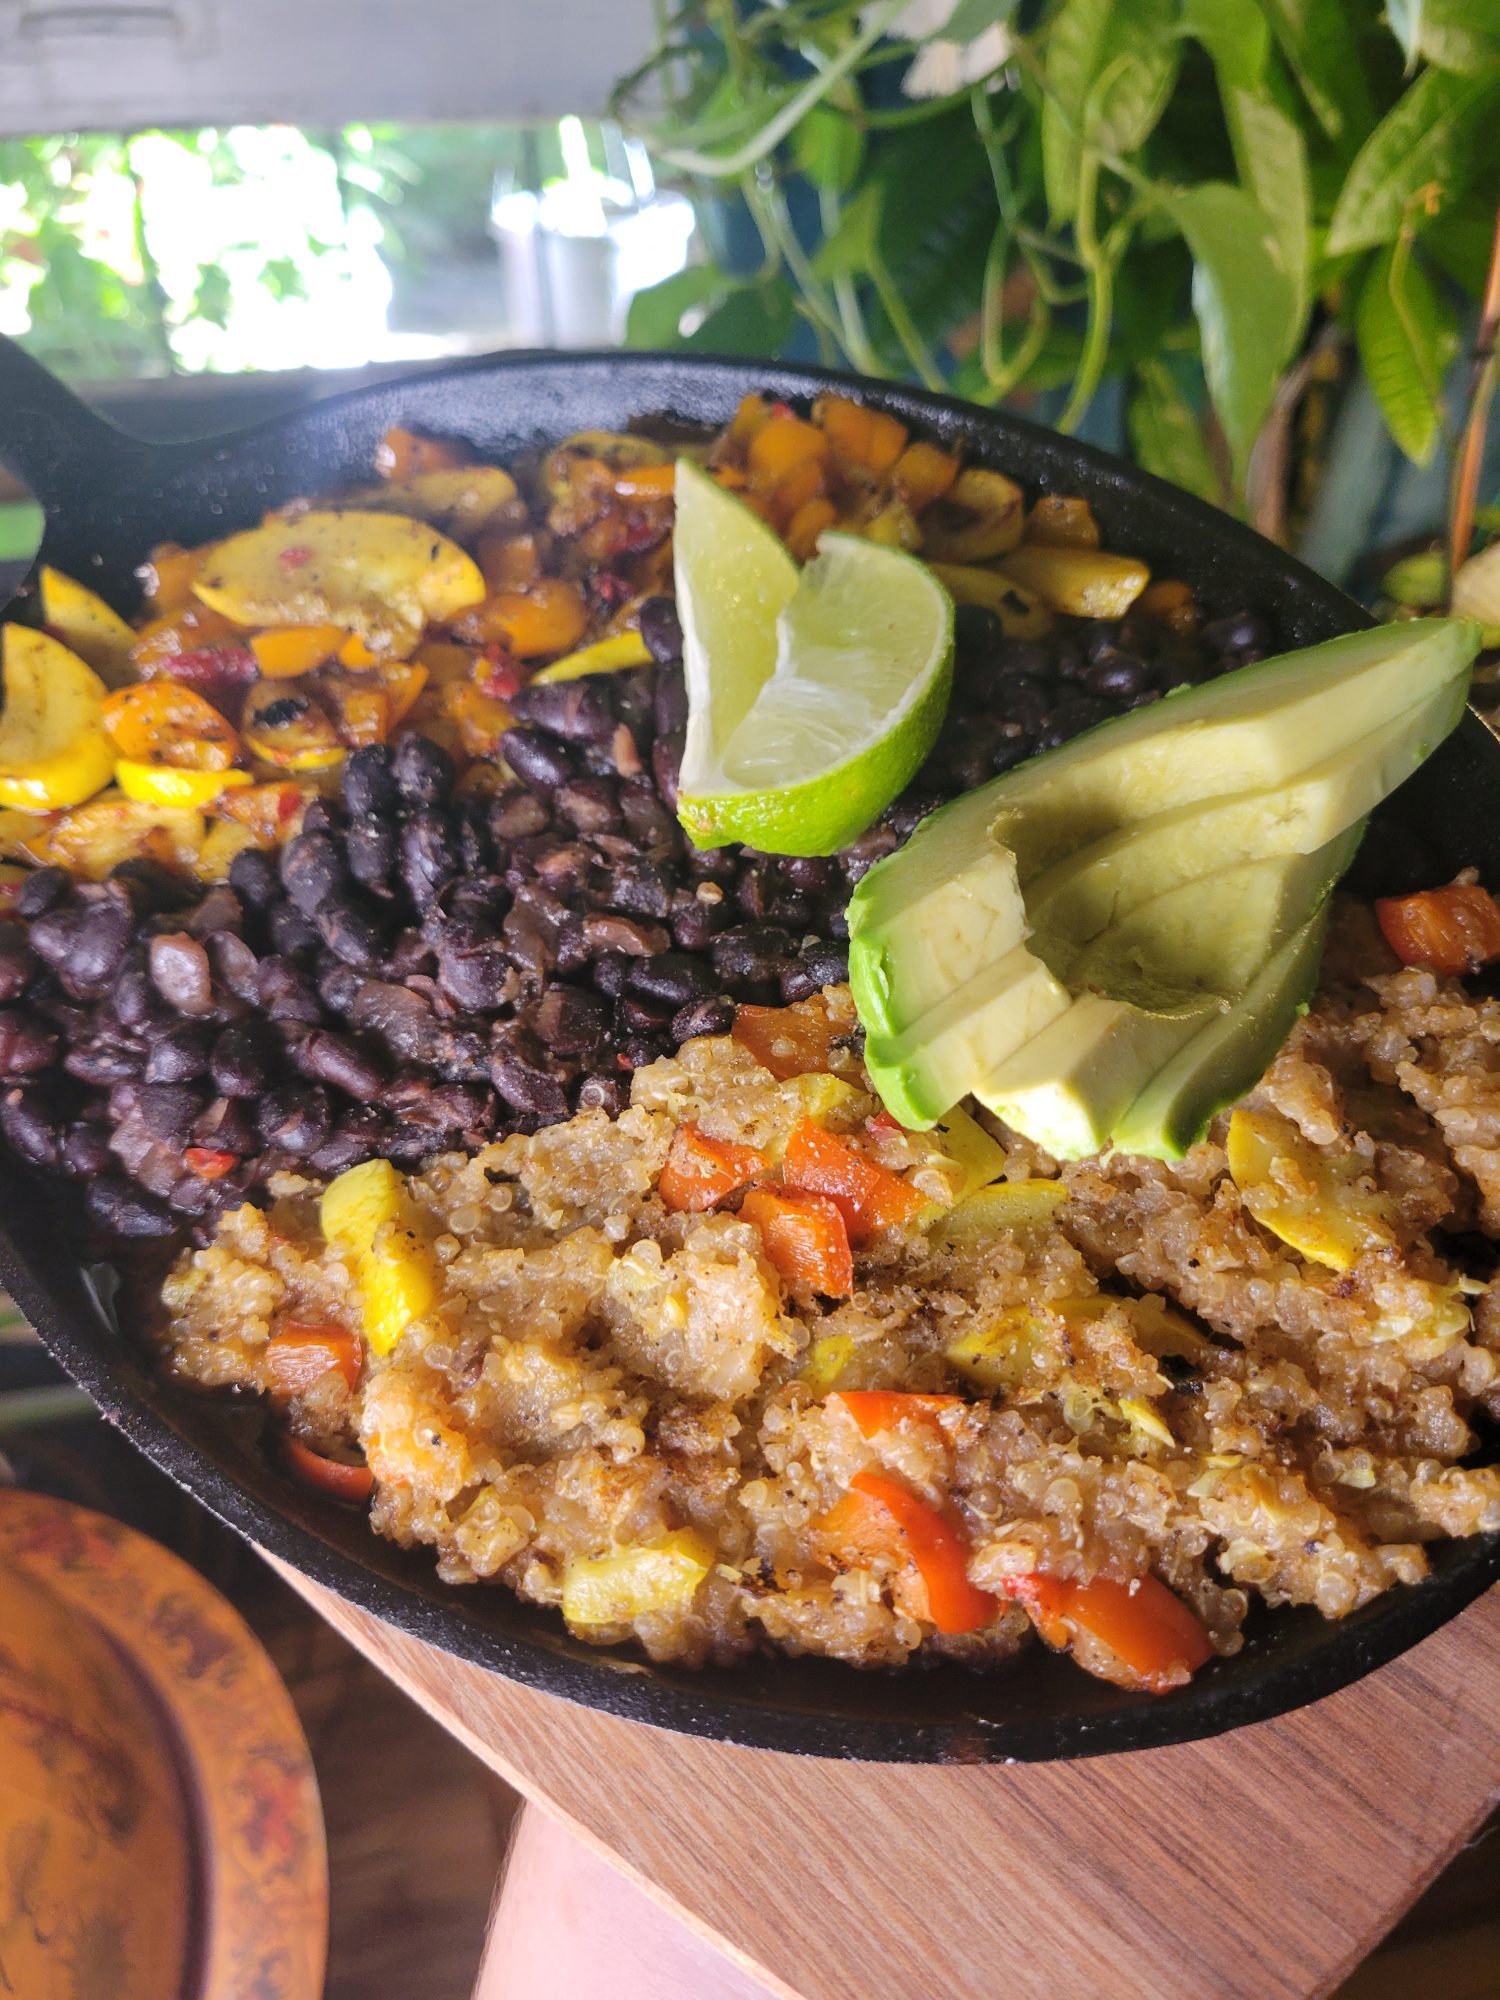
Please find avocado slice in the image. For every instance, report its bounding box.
[976,833,1362,1158]
[848,618,1478,1154]
[1113,911,1332,1159]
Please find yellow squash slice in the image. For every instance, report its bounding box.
[39,567,137,685]
[0,627,117,811]
[341,466,523,543]
[193,510,485,655]
[561,1532,715,1629]
[1226,1106,1395,1271]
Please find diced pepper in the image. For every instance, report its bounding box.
[732,1001,837,1081]
[131,602,240,675]
[610,461,677,500]
[765,455,826,534]
[182,1145,239,1180]
[783,1118,928,1242]
[531,629,654,684]
[741,1186,854,1298]
[822,1471,997,1635]
[891,440,960,512]
[374,424,469,480]
[413,639,477,687]
[945,1310,1039,1394]
[785,496,838,562]
[0,629,116,812]
[320,1159,438,1356]
[828,1390,961,1438]
[657,1123,767,1212]
[251,623,348,677]
[748,413,829,492]
[561,1530,714,1628]
[438,681,512,758]
[998,1570,1213,1693]
[217,780,311,843]
[813,395,908,478]
[1375,882,1500,976]
[116,761,252,810]
[726,393,773,448]
[337,633,382,670]
[195,818,261,881]
[455,579,589,659]
[1136,577,1199,634]
[282,1433,374,1504]
[930,1106,1008,1202]
[317,674,391,749]
[101,680,241,772]
[266,1320,363,1399]
[140,543,206,616]
[476,530,543,593]
[241,681,344,772]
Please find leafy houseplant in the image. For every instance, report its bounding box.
[615,0,1500,541]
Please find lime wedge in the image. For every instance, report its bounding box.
[675,458,954,857]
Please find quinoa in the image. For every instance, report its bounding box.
[156,912,1500,1691]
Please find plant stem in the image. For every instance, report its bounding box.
[658,0,906,179]
[819,187,881,375]
[1058,150,1112,432]
[1449,202,1500,589]
[870,250,944,391]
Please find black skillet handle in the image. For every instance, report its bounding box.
[0,332,165,515]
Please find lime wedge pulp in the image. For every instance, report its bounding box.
[674,458,954,857]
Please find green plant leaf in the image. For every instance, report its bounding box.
[1226,86,1311,326]
[793,105,867,194]
[1041,0,1179,222]
[1388,0,1500,75]
[1128,358,1224,504]
[813,184,885,283]
[1326,67,1500,256]
[1179,0,1271,90]
[869,106,996,349]
[625,265,727,349]
[943,0,1023,41]
[1254,0,1372,141]
[1355,242,1459,465]
[679,279,796,358]
[1160,180,1299,483]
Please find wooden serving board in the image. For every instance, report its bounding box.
[271,1561,1500,2000]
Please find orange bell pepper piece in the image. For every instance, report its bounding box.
[101,680,242,772]
[823,1471,997,1635]
[658,1123,767,1213]
[131,602,239,675]
[266,1320,363,1400]
[282,1433,374,1503]
[782,1118,928,1242]
[748,413,828,490]
[251,624,348,677]
[611,461,677,500]
[741,1186,854,1298]
[828,1390,961,1439]
[731,1001,837,1081]
[814,395,908,478]
[457,579,589,659]
[785,496,838,562]
[374,423,468,479]
[892,440,960,511]
[182,1146,238,1181]
[1375,883,1500,976]
[140,542,206,616]
[476,531,543,593]
[999,1571,1213,1693]
[337,633,382,670]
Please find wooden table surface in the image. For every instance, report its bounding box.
[273,1565,1500,2000]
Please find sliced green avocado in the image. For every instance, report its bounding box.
[848,617,1479,1152]
[1113,910,1332,1159]
[976,833,1362,1158]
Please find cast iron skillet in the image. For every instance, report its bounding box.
[0,335,1494,1763]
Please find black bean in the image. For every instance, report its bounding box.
[591,953,629,998]
[228,846,282,909]
[1202,610,1269,656]
[652,662,688,736]
[0,927,32,1004]
[489,1040,570,1120]
[281,831,346,915]
[685,844,737,888]
[63,1040,144,1086]
[782,856,840,897]
[803,939,850,986]
[211,1022,276,1098]
[0,1009,56,1076]
[309,1104,391,1176]
[1038,692,1110,750]
[107,858,190,915]
[840,826,899,885]
[502,727,576,796]
[206,931,258,1004]
[400,809,460,911]
[618,779,679,852]
[59,903,132,996]
[670,896,725,954]
[169,1172,219,1217]
[1083,650,1149,701]
[1,1086,61,1167]
[510,678,615,744]
[650,731,683,811]
[711,924,796,985]
[192,1095,259,1155]
[670,994,734,1042]
[186,885,245,939]
[87,1175,175,1238]
[61,1123,113,1178]
[301,796,344,838]
[600,856,672,920]
[257,1083,331,1156]
[392,732,454,807]
[619,994,671,1036]
[952,603,1004,661]
[779,962,820,1004]
[488,787,550,842]
[625,951,715,1009]
[581,913,670,958]
[257,955,322,1024]
[388,928,434,980]
[149,932,214,1015]
[112,962,166,1033]
[136,1083,206,1146]
[556,777,622,834]
[437,945,515,1012]
[455,800,494,875]
[575,1072,626,1116]
[533,983,610,1055]
[343,742,399,818]
[145,1021,213,1082]
[295,1028,387,1100]
[16,866,69,920]
[317,892,387,971]
[28,908,83,969]
[639,596,684,666]
[268,901,321,958]
[619,1032,668,1072]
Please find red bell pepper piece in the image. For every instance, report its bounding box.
[282,1433,374,1504]
[740,1185,854,1297]
[266,1320,363,1400]
[657,1123,766,1213]
[822,1471,997,1635]
[998,1570,1213,1692]
[782,1117,928,1242]
[828,1390,961,1439]
[1375,882,1500,976]
[732,1002,837,1081]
